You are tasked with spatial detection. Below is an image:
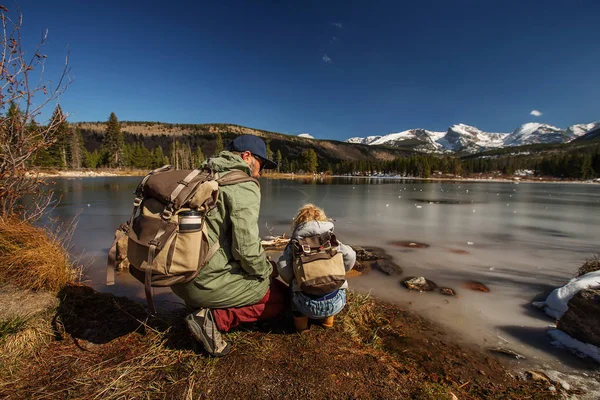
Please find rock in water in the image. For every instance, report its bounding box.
[557,289,600,347]
[403,277,437,291]
[374,259,403,275]
[463,280,490,293]
[352,246,380,261]
[439,287,457,296]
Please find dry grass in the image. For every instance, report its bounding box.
[0,218,78,292]
[341,291,390,349]
[0,310,55,377]
[2,285,558,399]
[576,253,600,277]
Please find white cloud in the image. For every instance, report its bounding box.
[331,22,343,28]
[298,133,314,139]
[322,54,332,63]
[530,109,543,117]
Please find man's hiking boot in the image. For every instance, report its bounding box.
[185,309,231,357]
[321,316,335,329]
[293,313,309,332]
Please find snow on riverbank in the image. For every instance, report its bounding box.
[533,271,600,319]
[548,328,600,364]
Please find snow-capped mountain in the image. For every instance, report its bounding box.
[361,129,446,151]
[345,135,382,145]
[503,123,565,146]
[345,121,600,154]
[437,124,507,153]
[564,122,600,141]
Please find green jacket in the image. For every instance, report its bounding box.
[171,151,271,309]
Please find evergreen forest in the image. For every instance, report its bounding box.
[26,111,600,180]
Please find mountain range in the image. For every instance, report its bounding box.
[346,121,600,154]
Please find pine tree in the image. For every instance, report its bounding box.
[69,127,85,169]
[214,132,224,155]
[153,146,165,168]
[266,141,273,161]
[102,112,124,168]
[195,146,205,166]
[581,154,594,179]
[276,150,282,173]
[302,149,318,173]
[47,105,69,168]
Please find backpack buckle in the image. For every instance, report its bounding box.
[133,197,142,207]
[302,244,311,254]
[162,207,173,220]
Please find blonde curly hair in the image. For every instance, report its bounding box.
[292,203,329,230]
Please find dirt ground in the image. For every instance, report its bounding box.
[0,284,568,400]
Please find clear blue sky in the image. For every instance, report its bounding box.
[16,0,600,140]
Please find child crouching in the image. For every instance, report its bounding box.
[277,204,356,331]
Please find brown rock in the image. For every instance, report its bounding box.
[374,259,403,276]
[439,287,457,296]
[402,277,437,291]
[557,289,600,347]
[352,246,381,262]
[389,241,430,249]
[462,281,490,293]
[525,370,549,383]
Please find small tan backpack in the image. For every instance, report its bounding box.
[292,232,346,296]
[107,165,258,313]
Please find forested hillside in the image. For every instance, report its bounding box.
[29,113,600,180]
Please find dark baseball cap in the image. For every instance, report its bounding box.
[227,135,277,170]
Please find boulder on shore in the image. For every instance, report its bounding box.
[403,277,438,292]
[352,246,382,262]
[374,259,403,275]
[557,289,600,347]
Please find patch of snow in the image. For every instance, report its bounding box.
[298,133,314,139]
[548,328,600,363]
[533,271,600,319]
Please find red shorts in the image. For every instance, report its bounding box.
[212,279,288,332]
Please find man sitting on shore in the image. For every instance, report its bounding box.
[171,135,287,357]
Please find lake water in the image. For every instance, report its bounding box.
[49,176,600,373]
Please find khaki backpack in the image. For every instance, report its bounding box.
[292,232,346,296]
[107,165,258,313]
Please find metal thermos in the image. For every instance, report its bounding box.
[178,210,203,232]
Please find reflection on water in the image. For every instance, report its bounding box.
[47,176,600,370]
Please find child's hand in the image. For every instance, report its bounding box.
[267,256,279,277]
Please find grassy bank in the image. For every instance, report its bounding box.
[0,288,560,399]
[0,220,568,399]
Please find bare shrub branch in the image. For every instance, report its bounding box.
[0,5,71,220]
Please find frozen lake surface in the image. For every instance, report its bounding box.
[50,176,600,375]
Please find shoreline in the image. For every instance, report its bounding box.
[3,217,599,397]
[27,168,600,184]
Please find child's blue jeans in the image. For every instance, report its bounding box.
[291,289,346,319]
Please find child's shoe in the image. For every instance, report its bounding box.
[293,314,309,332]
[321,316,335,329]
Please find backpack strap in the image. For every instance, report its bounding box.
[145,262,156,314]
[161,168,205,219]
[217,170,259,187]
